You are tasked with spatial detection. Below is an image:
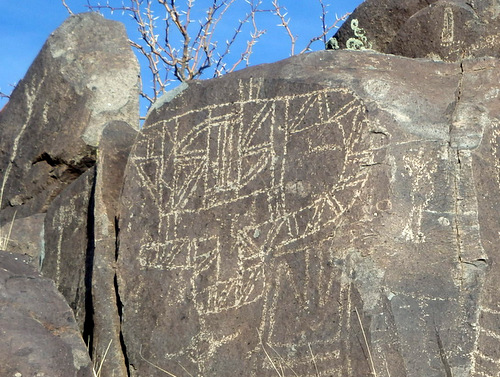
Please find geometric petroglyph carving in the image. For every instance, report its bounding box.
[122,78,376,375]
[441,7,454,45]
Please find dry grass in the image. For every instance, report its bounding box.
[258,329,324,377]
[90,319,379,377]
[0,209,16,250]
[139,345,194,377]
[355,307,377,377]
[92,339,113,377]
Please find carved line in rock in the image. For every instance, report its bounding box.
[0,71,47,208]
[125,81,378,375]
[469,123,500,376]
[442,7,455,46]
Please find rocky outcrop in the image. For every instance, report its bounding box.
[0,12,139,376]
[42,168,95,332]
[0,11,139,241]
[334,0,500,62]
[333,0,438,52]
[0,250,94,377]
[5,1,500,376]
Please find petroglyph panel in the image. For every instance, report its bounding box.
[119,79,376,376]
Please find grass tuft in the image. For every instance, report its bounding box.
[355,306,377,377]
[139,345,194,377]
[93,339,113,377]
[0,171,16,251]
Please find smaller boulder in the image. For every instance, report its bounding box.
[0,250,94,377]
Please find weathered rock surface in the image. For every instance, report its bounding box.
[334,0,437,52]
[334,0,500,62]
[0,213,45,267]
[0,250,94,377]
[91,120,137,377]
[0,11,139,229]
[6,2,500,376]
[117,48,500,376]
[42,167,95,332]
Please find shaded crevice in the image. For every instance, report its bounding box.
[456,61,465,104]
[82,167,97,354]
[33,151,97,184]
[450,60,465,286]
[114,215,130,376]
[453,149,465,287]
[33,151,96,171]
[435,326,453,377]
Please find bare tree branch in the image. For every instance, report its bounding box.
[272,0,349,55]
[62,0,74,15]
[66,0,350,107]
[271,0,297,55]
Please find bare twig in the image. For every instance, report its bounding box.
[300,11,349,54]
[217,0,267,75]
[308,343,320,377]
[80,0,350,108]
[272,0,297,55]
[271,0,349,55]
[86,0,270,104]
[257,329,283,376]
[257,328,300,377]
[0,210,16,250]
[61,0,74,14]
[139,345,180,377]
[94,339,113,377]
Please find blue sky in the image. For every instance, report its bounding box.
[0,1,363,113]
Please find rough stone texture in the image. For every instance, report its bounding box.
[91,121,137,377]
[117,49,500,376]
[334,0,500,62]
[42,168,94,332]
[0,11,139,228]
[334,0,437,52]
[0,250,93,377]
[0,213,45,267]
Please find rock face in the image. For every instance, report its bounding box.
[0,11,139,228]
[117,48,500,376]
[91,120,137,377]
[333,0,438,52]
[334,0,500,62]
[0,250,94,377]
[0,12,139,376]
[42,168,95,332]
[0,213,45,266]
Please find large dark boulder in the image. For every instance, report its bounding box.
[333,0,438,52]
[116,48,500,375]
[0,250,94,377]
